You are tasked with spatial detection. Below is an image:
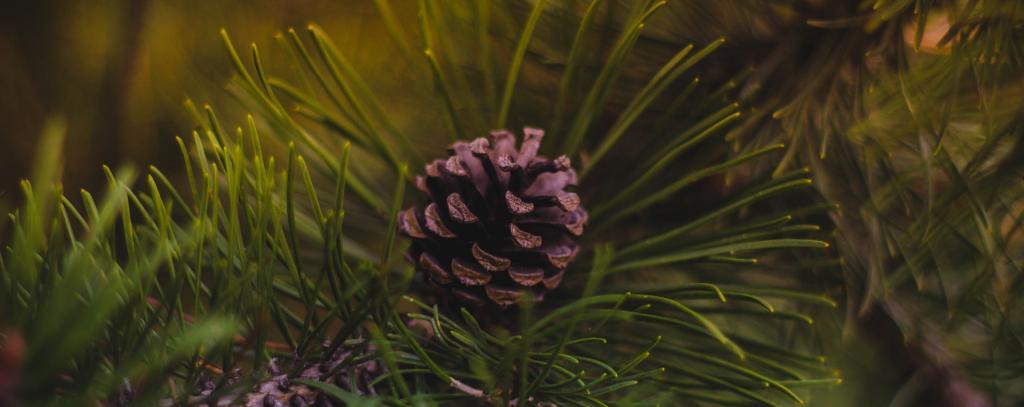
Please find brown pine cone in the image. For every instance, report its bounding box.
[399,128,586,309]
[242,348,381,407]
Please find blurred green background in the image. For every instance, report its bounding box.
[0,0,418,197]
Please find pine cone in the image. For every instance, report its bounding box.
[243,345,381,407]
[129,340,381,406]
[399,128,586,309]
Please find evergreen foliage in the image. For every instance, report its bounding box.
[1,0,1022,406]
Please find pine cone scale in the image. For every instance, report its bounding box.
[509,266,544,286]
[505,191,535,214]
[418,252,453,285]
[451,258,492,286]
[472,243,511,271]
[446,193,479,224]
[422,203,456,238]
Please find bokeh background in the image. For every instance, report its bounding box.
[0,0,418,197]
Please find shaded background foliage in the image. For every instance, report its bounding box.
[0,0,416,196]
[2,0,1023,406]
